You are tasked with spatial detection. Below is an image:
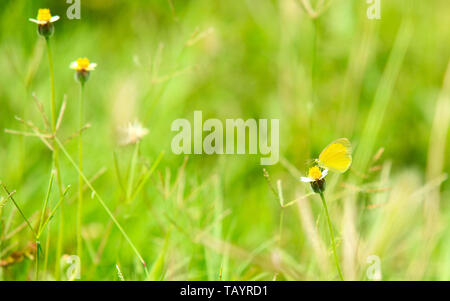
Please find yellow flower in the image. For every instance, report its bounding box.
[70,58,97,72]
[301,166,328,183]
[70,58,97,84]
[29,8,60,25]
[301,166,328,193]
[38,9,51,21]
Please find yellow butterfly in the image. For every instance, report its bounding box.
[315,138,352,173]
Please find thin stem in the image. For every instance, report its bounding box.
[0,184,36,238]
[278,209,284,247]
[0,184,40,280]
[37,185,71,239]
[277,179,285,248]
[126,142,140,203]
[45,37,56,131]
[311,18,318,104]
[77,82,85,261]
[55,137,148,273]
[113,151,126,195]
[319,192,344,281]
[35,241,40,281]
[129,151,164,203]
[35,171,54,281]
[45,37,64,280]
[275,180,285,281]
[43,231,51,277]
[37,172,54,238]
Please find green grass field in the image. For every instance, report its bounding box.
[0,0,449,280]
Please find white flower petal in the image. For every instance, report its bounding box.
[320,169,328,179]
[29,18,47,24]
[70,61,78,69]
[300,177,313,183]
[87,63,97,71]
[50,15,60,22]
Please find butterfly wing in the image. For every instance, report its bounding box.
[318,138,352,173]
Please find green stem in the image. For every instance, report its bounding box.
[35,171,54,281]
[0,184,40,280]
[129,151,164,203]
[278,208,284,247]
[77,83,85,261]
[35,240,40,281]
[45,38,56,132]
[43,231,50,277]
[319,192,344,281]
[45,37,64,280]
[37,186,71,239]
[126,142,140,203]
[1,184,37,238]
[37,172,54,238]
[311,18,318,104]
[55,137,148,273]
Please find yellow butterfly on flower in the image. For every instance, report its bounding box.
[316,138,352,173]
[299,138,351,279]
[300,138,352,187]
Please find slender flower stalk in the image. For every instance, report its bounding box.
[43,232,51,278]
[35,242,40,280]
[77,82,85,259]
[301,163,346,280]
[55,137,148,274]
[45,37,64,204]
[30,8,65,280]
[35,172,54,281]
[127,141,140,203]
[47,36,65,281]
[44,39,63,192]
[45,38,56,130]
[319,192,344,281]
[117,120,148,202]
[70,57,96,262]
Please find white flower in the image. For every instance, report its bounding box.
[70,58,97,72]
[119,121,149,145]
[29,9,60,25]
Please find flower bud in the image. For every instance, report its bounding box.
[310,178,326,194]
[37,22,54,38]
[70,58,97,85]
[75,70,90,85]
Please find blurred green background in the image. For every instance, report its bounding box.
[0,0,449,280]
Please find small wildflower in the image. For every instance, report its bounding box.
[70,58,97,84]
[119,121,149,146]
[29,9,60,38]
[300,166,328,193]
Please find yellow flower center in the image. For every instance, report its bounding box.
[308,166,322,180]
[37,9,52,22]
[76,58,90,70]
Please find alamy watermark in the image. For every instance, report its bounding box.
[61,255,81,280]
[171,111,279,165]
[66,0,81,20]
[366,255,382,280]
[367,0,381,20]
